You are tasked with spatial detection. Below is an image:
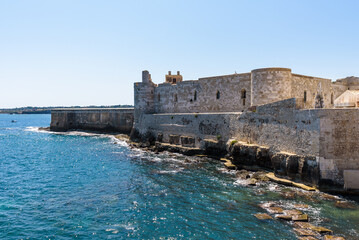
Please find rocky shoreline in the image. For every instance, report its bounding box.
[40,128,358,239]
[117,134,358,240]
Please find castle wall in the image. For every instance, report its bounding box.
[136,112,241,148]
[231,99,321,156]
[291,74,334,109]
[318,109,359,185]
[154,73,251,113]
[50,108,134,133]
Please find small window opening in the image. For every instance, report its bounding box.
[174,94,178,102]
[331,93,334,105]
[194,91,197,101]
[304,91,307,103]
[241,89,246,106]
[216,91,220,99]
[241,89,246,99]
[158,93,161,102]
[173,78,176,84]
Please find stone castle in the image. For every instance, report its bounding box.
[133,68,359,190]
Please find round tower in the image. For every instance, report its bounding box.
[251,68,292,106]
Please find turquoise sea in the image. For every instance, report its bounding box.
[1,114,359,239]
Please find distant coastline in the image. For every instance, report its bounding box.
[0,105,133,114]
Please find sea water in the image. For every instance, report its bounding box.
[0,114,358,239]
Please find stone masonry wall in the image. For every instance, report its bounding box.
[318,109,359,185]
[291,74,347,109]
[232,99,321,156]
[50,108,134,133]
[154,73,251,113]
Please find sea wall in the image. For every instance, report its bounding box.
[133,98,359,188]
[50,108,134,133]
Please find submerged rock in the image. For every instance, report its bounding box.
[298,237,318,240]
[275,214,292,220]
[266,207,284,214]
[259,202,276,209]
[294,228,318,237]
[292,214,308,222]
[248,178,258,186]
[334,201,357,209]
[236,170,250,179]
[294,222,332,234]
[254,213,273,220]
[323,235,345,240]
[294,204,310,209]
[284,209,303,216]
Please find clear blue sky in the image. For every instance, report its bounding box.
[1,0,359,108]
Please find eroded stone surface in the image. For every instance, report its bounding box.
[254,213,273,220]
[292,214,308,222]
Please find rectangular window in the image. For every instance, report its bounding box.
[304,91,307,103]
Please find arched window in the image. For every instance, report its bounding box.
[241,89,246,106]
[194,91,197,101]
[216,91,220,100]
[331,93,334,105]
[158,93,161,102]
[174,94,178,102]
[304,91,307,103]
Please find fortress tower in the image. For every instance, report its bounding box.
[133,71,156,124]
[251,68,292,106]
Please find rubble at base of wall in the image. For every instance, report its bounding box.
[228,141,320,186]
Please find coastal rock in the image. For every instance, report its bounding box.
[294,222,333,234]
[334,201,357,209]
[284,209,303,216]
[320,193,339,201]
[324,235,345,240]
[298,237,318,240]
[252,171,270,181]
[293,222,314,229]
[294,228,317,237]
[224,160,236,170]
[236,170,250,179]
[266,207,283,214]
[259,202,276,209]
[292,214,308,222]
[281,191,297,199]
[275,214,292,220]
[294,204,310,209]
[311,226,333,234]
[254,213,273,220]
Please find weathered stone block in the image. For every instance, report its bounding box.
[169,135,181,145]
[181,136,195,147]
[157,132,163,142]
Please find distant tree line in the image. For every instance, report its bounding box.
[0,105,134,114]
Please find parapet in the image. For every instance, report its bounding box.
[251,67,292,73]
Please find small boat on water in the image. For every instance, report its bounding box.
[11,120,17,123]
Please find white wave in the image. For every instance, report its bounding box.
[155,169,183,174]
[108,135,128,147]
[25,127,50,133]
[217,167,237,175]
[112,223,135,231]
[233,178,254,186]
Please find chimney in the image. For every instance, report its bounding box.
[177,71,180,75]
[168,71,171,75]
